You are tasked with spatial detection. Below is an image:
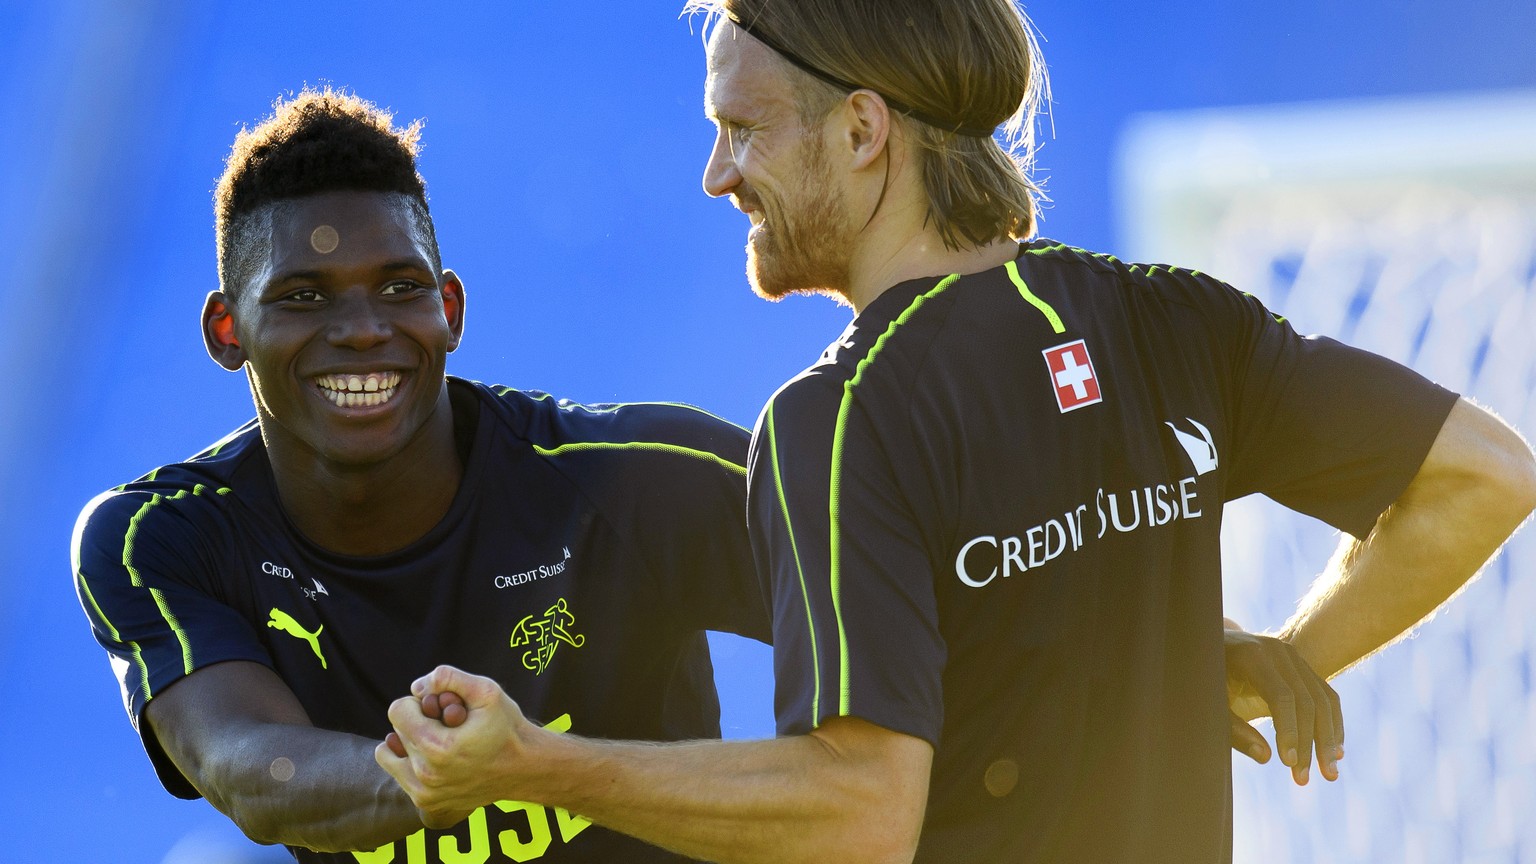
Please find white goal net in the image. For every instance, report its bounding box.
[1118,91,1536,864]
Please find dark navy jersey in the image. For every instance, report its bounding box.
[73,377,768,864]
[747,240,1458,864]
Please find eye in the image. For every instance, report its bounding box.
[380,279,427,296]
[722,120,758,159]
[284,288,322,303]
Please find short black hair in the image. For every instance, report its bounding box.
[213,87,441,295]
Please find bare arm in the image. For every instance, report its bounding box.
[145,660,422,852]
[378,666,932,864]
[1281,397,1536,679]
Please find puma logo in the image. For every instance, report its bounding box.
[267,607,328,669]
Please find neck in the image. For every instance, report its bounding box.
[842,201,1020,314]
[263,384,464,557]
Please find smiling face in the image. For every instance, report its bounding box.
[702,23,854,301]
[205,189,464,469]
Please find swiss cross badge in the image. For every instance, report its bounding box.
[1042,339,1102,413]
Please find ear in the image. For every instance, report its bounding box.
[841,90,893,172]
[202,291,246,371]
[441,269,467,353]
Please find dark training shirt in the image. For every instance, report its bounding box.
[74,378,768,864]
[748,240,1457,864]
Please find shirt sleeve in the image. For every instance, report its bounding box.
[1196,277,1460,537]
[749,374,945,746]
[71,487,272,798]
[612,405,771,643]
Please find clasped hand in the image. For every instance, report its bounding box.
[374,665,540,829]
[1225,626,1345,785]
[377,630,1344,830]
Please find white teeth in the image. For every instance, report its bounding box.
[313,371,401,408]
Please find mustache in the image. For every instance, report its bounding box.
[732,189,764,213]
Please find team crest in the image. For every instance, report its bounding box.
[511,597,586,674]
[1043,339,1103,413]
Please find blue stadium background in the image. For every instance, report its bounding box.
[1,2,1532,861]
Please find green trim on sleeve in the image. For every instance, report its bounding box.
[829,273,963,715]
[767,399,821,724]
[532,441,746,476]
[75,569,152,704]
[72,490,152,703]
[118,484,232,689]
[1005,259,1065,334]
[1026,241,1210,279]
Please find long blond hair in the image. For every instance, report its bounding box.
[687,0,1049,248]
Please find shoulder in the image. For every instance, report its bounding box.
[755,365,853,445]
[1015,239,1290,359]
[468,378,750,477]
[78,421,259,514]
[1022,239,1229,296]
[72,425,261,570]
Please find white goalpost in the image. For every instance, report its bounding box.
[1118,90,1536,864]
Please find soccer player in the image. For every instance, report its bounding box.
[378,2,1536,864]
[70,88,769,863]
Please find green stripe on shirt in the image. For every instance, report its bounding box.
[532,441,746,476]
[768,398,821,724]
[118,484,231,688]
[829,273,963,715]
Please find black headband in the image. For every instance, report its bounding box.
[723,10,997,138]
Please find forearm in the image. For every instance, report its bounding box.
[192,722,421,852]
[1281,508,1506,680]
[1280,402,1536,679]
[522,727,923,864]
[386,676,931,864]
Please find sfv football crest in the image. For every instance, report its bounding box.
[511,597,587,674]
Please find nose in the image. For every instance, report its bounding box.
[325,291,392,350]
[701,126,741,199]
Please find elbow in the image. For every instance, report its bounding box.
[218,802,365,854]
[1438,401,1536,528]
[204,788,308,851]
[1514,451,1536,520]
[223,809,335,854]
[1492,430,1536,525]
[214,801,282,848]
[187,768,289,846]
[209,791,288,848]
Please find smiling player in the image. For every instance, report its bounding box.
[375,3,1536,863]
[70,88,767,863]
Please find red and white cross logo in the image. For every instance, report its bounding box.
[1042,339,1102,413]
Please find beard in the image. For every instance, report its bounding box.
[744,136,853,302]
